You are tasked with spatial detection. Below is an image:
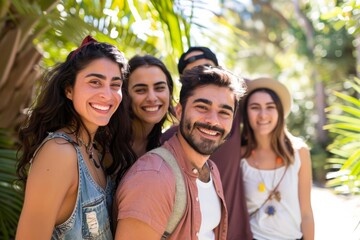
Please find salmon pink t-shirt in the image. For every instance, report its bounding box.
[115,135,228,240]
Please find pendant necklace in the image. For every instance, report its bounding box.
[192,163,210,183]
[77,135,101,169]
[77,135,106,188]
[252,150,283,216]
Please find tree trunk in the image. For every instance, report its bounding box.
[293,0,328,145]
[0,0,59,131]
[314,74,328,145]
[0,29,42,130]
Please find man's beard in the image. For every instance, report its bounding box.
[179,116,230,156]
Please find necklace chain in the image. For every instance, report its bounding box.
[252,150,282,202]
[76,135,100,169]
[76,134,106,188]
[191,163,210,182]
[250,150,288,217]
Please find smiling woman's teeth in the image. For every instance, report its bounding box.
[199,128,217,136]
[92,103,110,111]
[144,106,159,112]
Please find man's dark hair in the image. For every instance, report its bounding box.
[179,65,246,114]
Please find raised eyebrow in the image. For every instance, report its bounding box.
[266,102,276,106]
[220,104,234,113]
[132,80,167,89]
[131,83,148,89]
[249,102,260,106]
[154,81,167,86]
[85,73,106,79]
[112,76,123,81]
[193,98,234,112]
[193,98,212,105]
[249,102,275,107]
[85,73,122,81]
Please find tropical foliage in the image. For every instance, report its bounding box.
[321,0,360,194]
[324,78,360,194]
[1,0,360,238]
[0,0,194,131]
[0,129,23,239]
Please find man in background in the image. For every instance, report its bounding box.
[161,46,253,240]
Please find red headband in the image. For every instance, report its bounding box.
[70,35,98,60]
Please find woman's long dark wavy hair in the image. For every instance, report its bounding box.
[241,88,294,165]
[123,55,175,158]
[17,39,136,185]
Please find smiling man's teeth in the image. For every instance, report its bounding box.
[199,128,217,136]
[144,106,159,112]
[92,104,110,111]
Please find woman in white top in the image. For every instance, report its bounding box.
[240,78,314,240]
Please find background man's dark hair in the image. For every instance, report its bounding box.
[178,46,219,74]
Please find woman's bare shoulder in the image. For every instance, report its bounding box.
[30,138,78,181]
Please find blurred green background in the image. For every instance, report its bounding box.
[1,0,360,238]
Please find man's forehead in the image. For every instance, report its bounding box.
[184,50,204,60]
[189,85,235,108]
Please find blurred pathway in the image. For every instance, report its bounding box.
[312,185,360,240]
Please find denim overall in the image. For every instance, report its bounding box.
[32,132,114,239]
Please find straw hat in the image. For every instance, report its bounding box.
[246,77,292,117]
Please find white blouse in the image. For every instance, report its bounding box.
[241,150,303,240]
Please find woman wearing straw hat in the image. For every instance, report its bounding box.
[240,78,314,240]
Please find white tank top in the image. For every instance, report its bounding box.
[196,174,221,240]
[241,150,303,240]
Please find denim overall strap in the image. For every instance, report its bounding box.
[29,132,113,239]
[30,132,76,165]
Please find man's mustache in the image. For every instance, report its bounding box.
[194,122,225,135]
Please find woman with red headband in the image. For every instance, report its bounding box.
[16,36,135,239]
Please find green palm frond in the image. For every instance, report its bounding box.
[325,77,360,194]
[0,130,23,240]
